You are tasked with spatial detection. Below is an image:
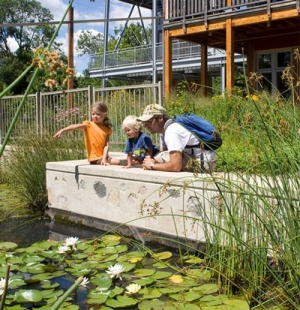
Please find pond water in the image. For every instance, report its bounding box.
[0,211,108,248]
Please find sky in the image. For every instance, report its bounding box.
[38,0,152,74]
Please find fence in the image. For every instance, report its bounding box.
[0,82,162,147]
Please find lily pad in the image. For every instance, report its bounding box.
[134,269,156,277]
[106,295,138,308]
[14,289,43,303]
[0,242,18,251]
[138,299,165,310]
[152,251,173,260]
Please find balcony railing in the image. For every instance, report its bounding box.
[165,0,297,24]
[89,41,224,71]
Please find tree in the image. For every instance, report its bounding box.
[0,0,63,94]
[76,30,104,56]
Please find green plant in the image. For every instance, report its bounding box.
[2,131,85,208]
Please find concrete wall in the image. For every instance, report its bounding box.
[46,153,294,248]
[46,153,224,246]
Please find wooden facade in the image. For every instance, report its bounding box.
[163,0,300,96]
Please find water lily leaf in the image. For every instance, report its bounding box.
[39,250,60,259]
[101,235,121,246]
[14,289,43,302]
[115,245,128,253]
[172,302,200,310]
[194,283,219,294]
[88,294,110,305]
[106,295,138,308]
[0,242,18,251]
[91,275,112,288]
[134,269,156,277]
[96,247,119,255]
[108,286,124,298]
[102,253,119,262]
[153,251,173,260]
[170,290,202,302]
[117,251,144,263]
[158,286,186,294]
[184,256,205,264]
[76,242,90,251]
[169,275,184,284]
[41,280,60,289]
[133,277,156,286]
[71,253,89,260]
[152,271,172,280]
[187,269,211,280]
[9,278,26,288]
[153,262,169,269]
[31,273,53,281]
[139,287,162,299]
[41,289,64,299]
[6,256,23,264]
[138,299,165,310]
[101,235,121,242]
[26,263,45,274]
[223,299,250,309]
[119,262,136,272]
[22,255,44,263]
[32,240,57,250]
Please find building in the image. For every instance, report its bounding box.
[89,0,300,98]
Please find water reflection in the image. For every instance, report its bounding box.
[0,212,106,247]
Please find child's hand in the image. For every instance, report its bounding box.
[53,131,62,139]
[101,160,110,166]
[122,165,132,169]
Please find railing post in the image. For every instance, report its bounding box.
[35,92,40,137]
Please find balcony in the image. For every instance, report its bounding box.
[89,40,244,81]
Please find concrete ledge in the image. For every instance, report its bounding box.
[46,154,296,246]
[46,154,222,244]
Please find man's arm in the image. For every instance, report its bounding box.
[143,151,182,172]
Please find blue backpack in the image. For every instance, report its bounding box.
[172,113,222,150]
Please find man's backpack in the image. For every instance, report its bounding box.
[172,113,222,150]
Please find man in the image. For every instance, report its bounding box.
[137,103,207,172]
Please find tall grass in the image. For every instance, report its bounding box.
[1,130,85,208]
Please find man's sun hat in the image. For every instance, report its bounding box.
[137,104,167,122]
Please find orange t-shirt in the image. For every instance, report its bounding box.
[83,121,112,162]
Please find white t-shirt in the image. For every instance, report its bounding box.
[161,120,201,158]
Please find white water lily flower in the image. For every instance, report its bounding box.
[125,283,141,295]
[0,278,11,296]
[106,264,125,280]
[57,245,70,254]
[65,237,79,250]
[80,277,90,287]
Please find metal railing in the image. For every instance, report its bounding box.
[89,40,206,71]
[166,0,296,22]
[0,82,162,146]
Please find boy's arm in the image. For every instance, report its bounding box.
[53,123,86,138]
[123,153,133,169]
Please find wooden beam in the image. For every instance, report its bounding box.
[164,30,172,99]
[226,18,234,94]
[200,45,208,96]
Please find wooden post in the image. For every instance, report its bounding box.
[200,45,208,96]
[226,18,234,94]
[164,30,172,99]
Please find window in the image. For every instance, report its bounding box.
[257,50,291,98]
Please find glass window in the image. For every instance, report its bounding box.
[258,53,272,69]
[276,72,291,99]
[277,52,290,68]
[258,73,272,93]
